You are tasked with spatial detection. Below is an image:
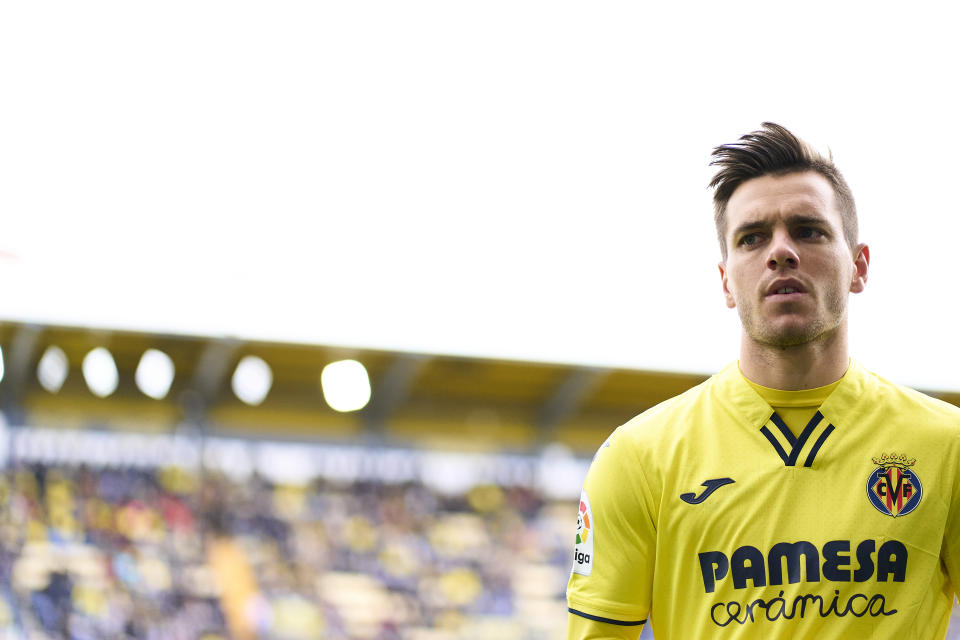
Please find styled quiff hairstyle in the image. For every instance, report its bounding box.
[709,122,858,260]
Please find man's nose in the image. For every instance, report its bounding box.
[766,231,799,269]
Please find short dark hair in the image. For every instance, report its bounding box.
[709,122,858,259]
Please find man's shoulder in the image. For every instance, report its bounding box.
[841,362,960,445]
[860,364,960,423]
[616,370,724,443]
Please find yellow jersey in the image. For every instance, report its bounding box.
[566,360,960,639]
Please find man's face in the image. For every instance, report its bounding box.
[718,171,869,349]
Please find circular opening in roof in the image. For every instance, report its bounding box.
[82,347,119,398]
[136,348,175,399]
[37,346,69,393]
[321,359,371,412]
[232,355,273,406]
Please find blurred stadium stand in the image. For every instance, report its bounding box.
[1,321,958,639]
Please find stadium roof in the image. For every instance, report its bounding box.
[2,322,958,458]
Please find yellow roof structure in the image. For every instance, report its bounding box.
[2,321,956,455]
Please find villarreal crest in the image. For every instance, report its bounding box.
[866,453,922,518]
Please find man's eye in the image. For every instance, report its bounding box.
[797,227,825,239]
[740,233,760,246]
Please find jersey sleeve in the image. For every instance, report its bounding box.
[941,429,960,592]
[565,610,644,640]
[566,427,658,629]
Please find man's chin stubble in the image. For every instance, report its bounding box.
[750,322,841,350]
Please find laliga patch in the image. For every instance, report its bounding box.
[572,490,594,576]
[867,453,922,517]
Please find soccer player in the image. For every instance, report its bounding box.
[566,122,960,639]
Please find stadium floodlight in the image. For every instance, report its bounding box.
[82,347,119,398]
[135,348,175,400]
[321,359,371,412]
[37,346,69,393]
[231,355,272,406]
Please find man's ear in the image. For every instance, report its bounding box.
[850,244,870,293]
[719,262,736,308]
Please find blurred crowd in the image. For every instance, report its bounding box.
[0,460,572,639]
[4,456,957,640]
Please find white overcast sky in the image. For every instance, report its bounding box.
[2,2,959,392]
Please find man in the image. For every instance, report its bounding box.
[566,123,960,638]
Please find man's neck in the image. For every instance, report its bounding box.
[738,327,850,391]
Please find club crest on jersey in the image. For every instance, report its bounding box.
[572,491,594,576]
[867,453,922,518]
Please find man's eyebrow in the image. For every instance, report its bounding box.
[730,214,830,238]
[785,214,830,227]
[730,220,767,238]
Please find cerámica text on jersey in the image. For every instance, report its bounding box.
[709,589,897,626]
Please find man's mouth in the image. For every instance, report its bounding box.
[766,280,807,299]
